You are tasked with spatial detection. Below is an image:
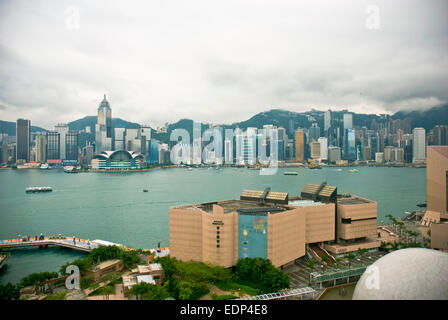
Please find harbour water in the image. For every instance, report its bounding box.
[0,166,425,283]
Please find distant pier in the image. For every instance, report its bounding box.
[0,236,170,256]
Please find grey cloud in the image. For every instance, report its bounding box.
[0,0,447,128]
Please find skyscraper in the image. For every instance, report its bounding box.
[318,137,328,161]
[54,123,68,160]
[65,131,79,161]
[46,131,60,160]
[16,119,30,163]
[95,95,113,153]
[295,129,305,162]
[97,94,112,138]
[344,129,356,161]
[1,139,8,164]
[35,133,47,163]
[343,113,353,131]
[413,128,426,163]
[324,110,332,133]
[309,123,321,142]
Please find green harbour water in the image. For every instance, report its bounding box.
[0,166,425,284]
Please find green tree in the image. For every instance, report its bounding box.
[19,271,59,288]
[60,258,92,275]
[0,283,20,300]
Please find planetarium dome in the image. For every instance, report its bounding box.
[353,248,448,300]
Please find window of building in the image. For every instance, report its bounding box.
[217,245,220,248]
[341,218,352,224]
[216,235,220,239]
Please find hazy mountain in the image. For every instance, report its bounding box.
[67,116,141,133]
[0,120,48,136]
[392,103,448,130]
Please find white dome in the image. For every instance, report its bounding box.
[353,248,448,300]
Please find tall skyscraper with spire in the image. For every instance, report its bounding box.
[95,94,113,153]
[97,94,112,138]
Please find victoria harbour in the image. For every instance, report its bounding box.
[0,166,425,284]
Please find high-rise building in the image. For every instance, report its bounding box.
[35,133,47,163]
[97,94,112,138]
[149,139,159,164]
[65,131,79,161]
[114,127,126,151]
[55,123,68,160]
[295,129,305,162]
[375,152,384,163]
[384,146,394,162]
[309,123,321,142]
[318,137,328,161]
[310,141,321,160]
[125,129,141,153]
[242,131,257,165]
[433,125,448,146]
[16,119,30,163]
[344,129,356,161]
[328,146,341,163]
[324,110,332,133]
[95,95,113,153]
[1,139,9,164]
[413,128,426,163]
[362,146,371,161]
[46,131,60,160]
[81,143,94,165]
[343,113,353,131]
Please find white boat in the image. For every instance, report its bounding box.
[40,163,50,169]
[348,169,359,173]
[64,166,78,173]
[26,186,52,193]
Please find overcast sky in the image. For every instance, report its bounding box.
[0,0,447,129]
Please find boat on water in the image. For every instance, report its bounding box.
[40,163,50,170]
[26,186,52,193]
[348,169,359,173]
[284,172,299,175]
[143,189,149,192]
[64,166,78,173]
[187,167,194,171]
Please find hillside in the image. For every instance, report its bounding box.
[0,120,48,136]
[392,103,448,130]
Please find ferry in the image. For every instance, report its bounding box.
[64,166,78,173]
[40,163,50,170]
[284,172,299,175]
[348,169,359,173]
[26,186,53,193]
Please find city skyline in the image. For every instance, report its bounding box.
[1,0,447,129]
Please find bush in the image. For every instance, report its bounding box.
[0,283,20,300]
[129,282,171,300]
[46,291,67,300]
